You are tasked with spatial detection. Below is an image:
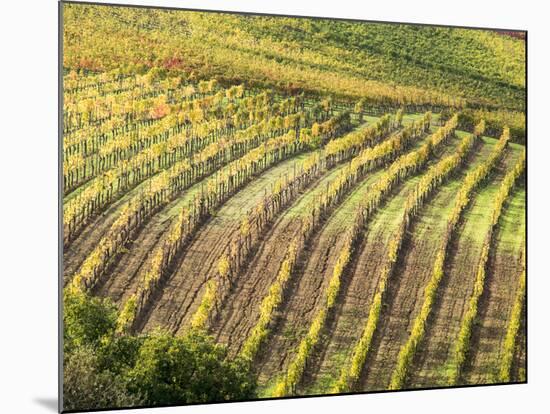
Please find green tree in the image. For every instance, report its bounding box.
[63,289,117,352]
[127,329,256,405]
[63,291,257,410]
[63,346,142,411]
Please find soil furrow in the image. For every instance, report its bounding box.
[460,184,526,384]
[358,137,512,391]
[210,164,348,352]
[299,177,423,394]
[254,169,386,391]
[511,301,527,382]
[136,153,313,334]
[400,146,519,388]
[91,174,216,304]
[63,176,156,284]
[299,132,472,394]
[253,132,450,392]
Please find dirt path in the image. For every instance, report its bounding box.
[511,301,527,382]
[460,184,526,384]
[63,123,280,285]
[357,137,511,392]
[252,168,390,392]
[298,134,468,394]
[405,148,523,388]
[136,153,313,333]
[209,164,348,352]
[300,179,420,394]
[250,133,456,393]
[91,168,225,304]
[63,176,158,285]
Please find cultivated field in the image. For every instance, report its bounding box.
[62,3,526,411]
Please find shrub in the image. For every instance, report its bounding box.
[127,329,256,405]
[63,346,142,411]
[63,290,256,410]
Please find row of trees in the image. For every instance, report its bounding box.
[330,115,464,392]
[64,93,304,197]
[64,80,229,157]
[65,109,196,192]
[64,82,287,168]
[63,75,276,159]
[499,243,526,382]
[324,112,397,167]
[63,74,220,136]
[67,92,307,185]
[69,125,308,294]
[183,113,405,345]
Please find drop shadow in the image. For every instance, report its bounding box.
[33,397,58,412]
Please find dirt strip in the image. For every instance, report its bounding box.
[63,176,158,285]
[91,167,228,304]
[209,164,348,352]
[511,301,527,382]
[298,134,467,394]
[358,139,516,391]
[406,149,523,389]
[136,153,313,333]
[461,184,526,385]
[251,133,453,393]
[252,168,388,392]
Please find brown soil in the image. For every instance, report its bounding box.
[62,182,147,285]
[135,156,311,334]
[511,302,527,382]
[209,165,350,355]
[251,172,384,387]
[298,133,468,394]
[92,208,174,304]
[461,190,526,384]
[211,218,303,352]
[298,183,413,394]
[248,134,458,390]
[357,140,499,391]
[359,223,443,391]
[409,151,522,388]
[247,133,444,388]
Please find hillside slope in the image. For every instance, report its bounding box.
[63,4,525,113]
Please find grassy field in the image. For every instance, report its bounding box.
[61,3,526,411]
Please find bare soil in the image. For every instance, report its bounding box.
[299,135,467,394]
[461,185,526,385]
[210,165,350,355]
[252,170,385,389]
[62,177,155,285]
[409,151,522,388]
[135,155,312,334]
[358,139,500,391]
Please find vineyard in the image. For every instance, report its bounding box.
[61,3,526,411]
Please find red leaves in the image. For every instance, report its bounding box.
[150,102,171,120]
[162,56,184,70]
